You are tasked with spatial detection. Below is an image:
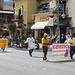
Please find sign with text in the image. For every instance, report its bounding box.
[53,13,58,25]
[40,17,49,21]
[52,44,70,57]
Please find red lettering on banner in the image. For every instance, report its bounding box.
[53,44,69,49]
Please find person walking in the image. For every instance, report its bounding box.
[67,35,74,59]
[42,33,51,61]
[26,34,35,57]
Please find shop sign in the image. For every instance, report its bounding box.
[40,17,49,21]
[53,13,58,25]
[52,44,70,57]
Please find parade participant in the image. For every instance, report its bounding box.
[42,33,51,61]
[67,35,74,59]
[26,34,35,57]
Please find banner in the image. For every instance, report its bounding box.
[53,13,58,25]
[0,38,8,48]
[28,43,37,50]
[52,44,70,57]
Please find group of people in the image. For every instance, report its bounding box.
[8,33,75,61]
[47,33,71,44]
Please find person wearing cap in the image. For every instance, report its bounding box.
[67,35,74,59]
[42,33,51,61]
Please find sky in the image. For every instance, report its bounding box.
[4,0,12,2]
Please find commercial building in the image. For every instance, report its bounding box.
[13,0,38,37]
[14,0,75,42]
[31,0,73,42]
[0,0,14,36]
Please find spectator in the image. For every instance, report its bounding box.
[60,34,66,43]
[47,34,51,43]
[51,34,55,43]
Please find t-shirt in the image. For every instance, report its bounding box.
[42,37,49,47]
[67,38,74,46]
[26,37,35,48]
[73,38,75,46]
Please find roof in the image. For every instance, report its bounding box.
[3,6,14,11]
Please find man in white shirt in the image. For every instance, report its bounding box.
[26,34,35,57]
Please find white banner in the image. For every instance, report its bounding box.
[52,44,70,57]
[28,43,37,50]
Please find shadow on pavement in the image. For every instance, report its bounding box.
[32,56,43,58]
[0,51,13,53]
[46,59,75,63]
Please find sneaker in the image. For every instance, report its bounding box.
[71,56,73,59]
[43,58,47,61]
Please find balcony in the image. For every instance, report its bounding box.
[12,15,23,22]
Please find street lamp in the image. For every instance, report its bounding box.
[57,0,60,37]
[56,0,66,42]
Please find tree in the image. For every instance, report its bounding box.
[8,23,16,35]
[8,23,17,45]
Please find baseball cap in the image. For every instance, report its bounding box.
[44,33,47,36]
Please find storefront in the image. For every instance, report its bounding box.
[31,14,53,42]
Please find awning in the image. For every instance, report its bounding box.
[31,18,53,29]
[38,3,49,10]
[0,11,14,14]
[46,17,72,27]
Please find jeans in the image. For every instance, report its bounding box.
[29,49,34,56]
[42,46,48,60]
[70,46,75,58]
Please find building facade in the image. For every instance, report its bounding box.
[14,0,75,41]
[14,0,39,37]
[68,0,75,33]
[0,0,14,36]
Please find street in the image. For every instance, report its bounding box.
[0,47,75,75]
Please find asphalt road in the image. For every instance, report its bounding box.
[0,48,75,75]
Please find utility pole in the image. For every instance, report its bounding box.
[57,0,60,37]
